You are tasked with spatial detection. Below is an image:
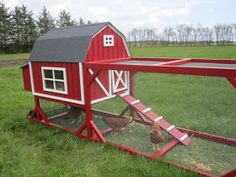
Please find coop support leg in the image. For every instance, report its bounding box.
[226,76,236,88]
[90,121,106,142]
[32,97,49,124]
[129,72,136,119]
[34,96,41,120]
[84,66,93,139]
[84,65,105,142]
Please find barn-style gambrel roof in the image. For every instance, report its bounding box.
[29,22,127,62]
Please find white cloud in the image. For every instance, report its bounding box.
[3,0,214,34]
[158,8,189,17]
[88,6,112,22]
[149,13,160,25]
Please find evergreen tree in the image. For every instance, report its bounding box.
[79,17,84,25]
[36,6,55,35]
[57,10,77,28]
[12,5,37,52]
[0,1,11,53]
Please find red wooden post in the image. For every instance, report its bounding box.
[34,96,41,120]
[129,72,135,119]
[34,96,40,107]
[84,64,93,138]
[130,72,135,96]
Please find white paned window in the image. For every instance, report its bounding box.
[41,67,68,94]
[103,35,114,47]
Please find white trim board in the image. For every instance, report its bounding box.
[91,95,116,104]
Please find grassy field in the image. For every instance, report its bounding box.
[0,46,236,177]
[131,45,236,59]
[0,53,29,60]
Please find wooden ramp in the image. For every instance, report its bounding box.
[117,92,191,145]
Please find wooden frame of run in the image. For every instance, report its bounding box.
[28,57,236,177]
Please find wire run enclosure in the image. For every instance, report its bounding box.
[28,57,236,177]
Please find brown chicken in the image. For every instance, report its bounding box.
[149,121,165,144]
[103,116,132,132]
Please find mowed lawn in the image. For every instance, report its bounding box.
[0,53,29,60]
[0,46,236,177]
[132,45,236,59]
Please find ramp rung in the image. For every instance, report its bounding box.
[131,100,140,105]
[120,92,129,97]
[154,116,163,122]
[167,125,175,132]
[180,134,188,142]
[142,108,151,113]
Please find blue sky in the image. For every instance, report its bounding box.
[5,0,236,34]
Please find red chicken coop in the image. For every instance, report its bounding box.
[22,22,236,177]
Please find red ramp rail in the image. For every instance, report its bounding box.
[117,92,191,145]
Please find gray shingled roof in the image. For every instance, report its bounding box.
[29,22,112,62]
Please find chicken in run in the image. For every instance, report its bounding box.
[67,106,83,124]
[149,121,165,151]
[103,116,133,133]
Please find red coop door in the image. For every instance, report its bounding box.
[111,70,129,93]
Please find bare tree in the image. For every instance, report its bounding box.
[127,23,236,47]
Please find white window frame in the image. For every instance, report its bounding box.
[103,35,114,47]
[41,67,68,94]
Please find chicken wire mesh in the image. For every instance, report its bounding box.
[93,98,173,154]
[91,72,236,176]
[36,72,236,176]
[165,136,236,176]
[40,99,86,131]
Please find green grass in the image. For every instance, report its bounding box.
[1,46,236,177]
[0,68,198,177]
[0,53,29,60]
[131,45,236,59]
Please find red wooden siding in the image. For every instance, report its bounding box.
[31,62,82,101]
[90,70,110,101]
[85,26,129,62]
[22,65,32,91]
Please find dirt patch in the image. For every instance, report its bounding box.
[0,59,28,68]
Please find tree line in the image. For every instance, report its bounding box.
[0,1,92,53]
[127,23,236,47]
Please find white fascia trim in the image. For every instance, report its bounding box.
[34,92,85,105]
[79,63,85,104]
[29,61,35,94]
[91,95,116,104]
